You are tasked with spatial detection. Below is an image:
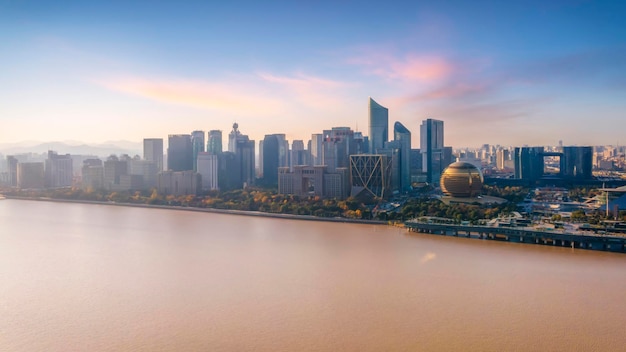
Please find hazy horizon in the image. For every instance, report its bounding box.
[2,1,625,147]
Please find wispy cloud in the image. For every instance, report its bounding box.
[258,72,354,109]
[96,76,285,115]
[348,51,455,83]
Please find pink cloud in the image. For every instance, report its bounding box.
[96,76,285,115]
[348,51,455,83]
[394,81,491,105]
[258,72,354,109]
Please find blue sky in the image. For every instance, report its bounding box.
[1,0,624,148]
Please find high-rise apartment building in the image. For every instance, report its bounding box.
[197,152,219,191]
[368,97,388,154]
[143,138,164,172]
[191,130,205,172]
[167,134,193,171]
[420,119,445,184]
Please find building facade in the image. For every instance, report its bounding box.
[167,134,193,171]
[368,97,388,153]
[420,118,445,184]
[207,130,223,155]
[191,130,205,172]
[197,152,219,191]
[143,138,164,172]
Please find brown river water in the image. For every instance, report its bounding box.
[1,199,625,351]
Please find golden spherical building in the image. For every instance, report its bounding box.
[440,162,484,198]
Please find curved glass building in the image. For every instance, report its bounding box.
[368,97,388,154]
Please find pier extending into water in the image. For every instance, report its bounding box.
[404,220,626,253]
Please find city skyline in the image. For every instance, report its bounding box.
[2,1,625,147]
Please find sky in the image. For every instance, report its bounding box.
[1,0,625,149]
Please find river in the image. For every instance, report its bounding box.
[1,199,625,351]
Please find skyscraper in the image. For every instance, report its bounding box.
[368,97,388,154]
[322,127,358,172]
[420,118,444,184]
[7,155,18,187]
[514,146,544,181]
[207,130,223,154]
[191,130,205,172]
[45,150,73,188]
[143,138,164,172]
[262,134,285,187]
[197,152,219,190]
[167,134,193,171]
[309,133,323,166]
[393,122,411,191]
[291,140,306,169]
[224,123,255,188]
[562,146,593,180]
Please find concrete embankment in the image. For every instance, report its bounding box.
[4,196,387,225]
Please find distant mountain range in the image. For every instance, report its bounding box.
[0,140,143,157]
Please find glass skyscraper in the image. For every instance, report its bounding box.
[420,119,444,184]
[368,97,388,154]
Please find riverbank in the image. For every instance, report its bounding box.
[4,196,389,225]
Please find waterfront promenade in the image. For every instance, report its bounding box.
[405,220,626,253]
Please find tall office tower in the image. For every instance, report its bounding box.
[217,152,240,191]
[143,138,164,172]
[443,147,454,168]
[310,134,324,166]
[191,130,205,172]
[514,147,544,181]
[207,130,223,154]
[224,123,255,188]
[322,127,359,172]
[228,123,241,153]
[410,149,422,180]
[368,97,389,154]
[197,152,219,190]
[7,155,18,187]
[562,146,593,180]
[420,118,445,184]
[262,134,283,187]
[235,136,256,188]
[45,150,73,188]
[353,131,368,154]
[167,134,193,171]
[393,122,411,191]
[290,140,306,169]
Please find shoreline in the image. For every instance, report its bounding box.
[3,196,389,225]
